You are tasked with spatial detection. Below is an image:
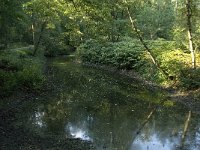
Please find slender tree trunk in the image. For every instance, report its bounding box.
[31,23,35,49]
[124,0,169,78]
[33,22,46,56]
[186,0,196,69]
[31,10,36,53]
[175,0,178,11]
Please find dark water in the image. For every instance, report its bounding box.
[6,57,200,150]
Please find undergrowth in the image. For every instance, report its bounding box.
[0,49,45,97]
[77,38,200,90]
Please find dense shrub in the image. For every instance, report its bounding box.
[18,59,44,89]
[0,50,45,96]
[77,39,146,70]
[179,68,200,90]
[77,38,200,89]
[42,30,75,57]
[44,42,73,57]
[0,71,18,95]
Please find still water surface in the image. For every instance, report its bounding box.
[25,57,200,150]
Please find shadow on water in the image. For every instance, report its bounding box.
[1,57,200,150]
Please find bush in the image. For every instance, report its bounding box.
[179,68,200,90]
[77,37,200,89]
[77,39,146,70]
[0,50,45,96]
[42,30,75,57]
[0,71,18,96]
[18,59,45,89]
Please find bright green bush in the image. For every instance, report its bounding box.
[77,39,146,70]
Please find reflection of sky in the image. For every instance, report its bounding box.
[184,126,200,150]
[31,110,45,127]
[65,123,92,141]
[130,134,179,150]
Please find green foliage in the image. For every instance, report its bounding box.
[0,50,45,96]
[158,50,190,75]
[179,68,200,90]
[78,39,178,85]
[136,0,175,40]
[18,59,44,89]
[0,0,28,47]
[0,0,200,92]
[77,37,200,89]
[0,71,18,96]
[77,39,145,70]
[42,29,74,57]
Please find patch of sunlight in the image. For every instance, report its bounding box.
[59,62,67,65]
[53,62,68,66]
[69,54,75,57]
[163,100,174,107]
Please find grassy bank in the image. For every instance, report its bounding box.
[77,38,200,90]
[0,49,45,97]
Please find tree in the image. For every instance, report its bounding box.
[0,0,25,49]
[186,0,196,69]
[123,0,169,78]
[24,0,64,55]
[136,0,175,40]
[173,0,199,69]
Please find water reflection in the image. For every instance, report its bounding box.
[27,58,200,150]
[131,134,178,150]
[130,129,180,150]
[31,110,45,128]
[66,123,92,141]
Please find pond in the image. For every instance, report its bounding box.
[1,57,200,150]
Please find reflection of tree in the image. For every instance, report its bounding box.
[182,113,200,150]
[133,105,193,149]
[31,97,71,135]
[46,59,168,149]
[31,58,200,150]
[180,111,192,149]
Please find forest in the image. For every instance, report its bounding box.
[1,0,200,95]
[0,0,200,149]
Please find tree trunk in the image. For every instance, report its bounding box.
[124,0,169,78]
[31,23,35,49]
[33,22,46,56]
[186,0,196,69]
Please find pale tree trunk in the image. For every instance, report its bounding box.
[175,0,178,10]
[186,0,196,69]
[31,23,35,49]
[174,0,178,14]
